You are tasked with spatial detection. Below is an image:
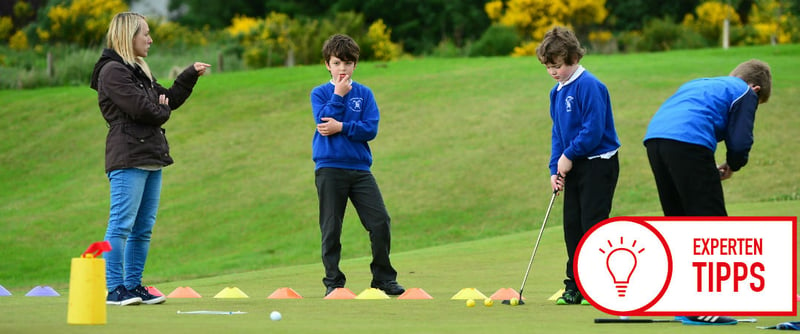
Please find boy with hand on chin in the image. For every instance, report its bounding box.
[310,34,404,297]
[535,26,621,305]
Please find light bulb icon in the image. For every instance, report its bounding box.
[601,237,644,297]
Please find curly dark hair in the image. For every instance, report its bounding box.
[322,34,360,64]
[535,26,586,65]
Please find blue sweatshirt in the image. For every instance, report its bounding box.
[643,76,758,171]
[311,80,379,171]
[549,67,621,176]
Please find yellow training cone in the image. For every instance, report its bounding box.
[213,287,249,298]
[547,288,565,301]
[450,288,488,300]
[355,288,390,299]
[67,241,111,325]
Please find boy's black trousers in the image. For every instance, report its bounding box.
[645,138,727,216]
[315,167,398,289]
[562,153,619,290]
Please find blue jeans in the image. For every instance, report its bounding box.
[104,168,162,290]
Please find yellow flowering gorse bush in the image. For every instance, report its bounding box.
[682,1,740,44]
[42,0,128,45]
[485,0,608,56]
[0,16,13,41]
[366,19,401,61]
[747,0,798,44]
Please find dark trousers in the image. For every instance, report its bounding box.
[563,153,619,290]
[645,139,727,216]
[315,167,397,288]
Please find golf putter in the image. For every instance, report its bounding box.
[503,187,560,305]
[594,318,681,323]
[595,318,757,324]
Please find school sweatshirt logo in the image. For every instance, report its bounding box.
[565,96,574,113]
[349,98,363,112]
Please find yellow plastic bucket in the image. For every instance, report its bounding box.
[67,241,111,325]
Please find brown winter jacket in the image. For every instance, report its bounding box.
[90,48,199,172]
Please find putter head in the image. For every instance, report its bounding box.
[501,299,525,305]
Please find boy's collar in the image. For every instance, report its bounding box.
[557,65,584,90]
[329,79,354,85]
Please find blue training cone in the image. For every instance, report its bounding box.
[26,286,60,296]
[0,285,11,296]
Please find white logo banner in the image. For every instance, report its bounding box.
[575,217,797,316]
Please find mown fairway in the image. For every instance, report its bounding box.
[0,205,797,334]
[0,45,798,333]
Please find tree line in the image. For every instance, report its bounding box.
[1,0,798,90]
[169,0,800,54]
[3,0,799,56]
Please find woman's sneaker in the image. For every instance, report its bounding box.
[106,285,142,306]
[129,285,166,304]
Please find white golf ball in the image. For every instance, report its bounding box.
[270,311,282,321]
[620,316,630,320]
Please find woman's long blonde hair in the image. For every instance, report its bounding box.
[106,12,153,80]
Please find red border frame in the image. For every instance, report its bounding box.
[575,217,673,315]
[575,216,797,316]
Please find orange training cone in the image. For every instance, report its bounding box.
[146,286,164,297]
[397,288,433,299]
[166,287,202,298]
[490,288,528,301]
[267,287,303,299]
[324,288,357,299]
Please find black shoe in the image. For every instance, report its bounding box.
[106,285,142,306]
[129,285,166,305]
[556,288,582,305]
[325,285,343,296]
[371,281,405,295]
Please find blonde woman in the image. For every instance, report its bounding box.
[90,12,210,306]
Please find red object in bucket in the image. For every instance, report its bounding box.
[83,241,112,258]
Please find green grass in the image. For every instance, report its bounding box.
[0,45,798,333]
[1,44,798,286]
[0,199,797,334]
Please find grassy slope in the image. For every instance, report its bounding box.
[0,45,798,289]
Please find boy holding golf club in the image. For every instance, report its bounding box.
[642,60,771,325]
[535,27,621,305]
